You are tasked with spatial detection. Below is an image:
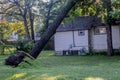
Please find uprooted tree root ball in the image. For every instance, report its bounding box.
[5,51,26,67]
[5,51,35,67]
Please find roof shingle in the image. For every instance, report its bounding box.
[57,16,102,32]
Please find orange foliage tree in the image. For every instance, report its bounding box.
[0,20,26,40]
[8,21,26,35]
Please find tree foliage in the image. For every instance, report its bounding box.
[8,21,26,35]
[0,20,9,39]
[38,0,66,35]
[0,20,26,40]
[68,0,120,22]
[0,0,41,40]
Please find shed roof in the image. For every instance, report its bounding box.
[57,16,102,32]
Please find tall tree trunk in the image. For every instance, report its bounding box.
[5,0,81,67]
[88,29,93,52]
[105,0,114,56]
[106,24,113,56]
[23,15,31,40]
[29,8,35,42]
[30,16,35,42]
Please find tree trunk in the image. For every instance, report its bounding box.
[30,17,35,42]
[29,10,35,42]
[88,29,93,53]
[106,24,114,56]
[5,0,81,66]
[105,0,114,56]
[23,15,31,40]
[28,5,35,42]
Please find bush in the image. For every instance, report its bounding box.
[24,41,35,52]
[16,41,35,52]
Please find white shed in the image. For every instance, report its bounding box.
[54,16,120,55]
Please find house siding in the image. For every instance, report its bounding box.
[74,30,89,51]
[54,25,120,55]
[92,25,120,51]
[54,31,73,52]
[112,26,120,49]
[54,30,89,55]
[92,32,107,50]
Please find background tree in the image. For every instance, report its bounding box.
[97,0,120,56]
[0,20,26,41]
[0,20,9,40]
[0,0,66,40]
[0,0,41,41]
[38,0,66,35]
[8,21,26,36]
[103,0,114,56]
[110,0,120,19]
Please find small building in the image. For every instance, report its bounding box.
[54,16,120,55]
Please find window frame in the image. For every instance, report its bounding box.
[94,26,106,35]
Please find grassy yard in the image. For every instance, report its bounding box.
[0,51,120,80]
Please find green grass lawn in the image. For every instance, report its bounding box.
[1,51,120,80]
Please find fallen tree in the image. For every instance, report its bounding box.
[5,0,82,67]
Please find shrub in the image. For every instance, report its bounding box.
[24,41,35,52]
[16,41,35,52]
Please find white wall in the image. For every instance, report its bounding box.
[55,25,120,53]
[74,30,89,50]
[92,32,107,50]
[54,30,89,52]
[112,26,120,49]
[54,31,73,51]
[92,26,120,50]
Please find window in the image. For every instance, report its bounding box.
[94,27,106,35]
[78,30,85,36]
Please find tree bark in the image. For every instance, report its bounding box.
[29,8,35,42]
[88,29,93,53]
[23,16,31,40]
[105,0,114,56]
[106,24,114,56]
[5,0,81,66]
